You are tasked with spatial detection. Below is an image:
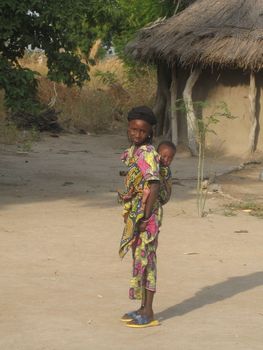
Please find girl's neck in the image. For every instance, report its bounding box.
[132,142,151,155]
[132,141,151,149]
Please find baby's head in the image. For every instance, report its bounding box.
[157,141,176,167]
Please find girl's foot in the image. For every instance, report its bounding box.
[126,315,160,328]
[120,306,144,322]
[140,310,154,320]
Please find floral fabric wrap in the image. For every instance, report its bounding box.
[118,144,161,299]
[159,165,172,205]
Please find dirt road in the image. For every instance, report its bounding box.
[0,134,262,350]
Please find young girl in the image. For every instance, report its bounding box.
[118,106,161,328]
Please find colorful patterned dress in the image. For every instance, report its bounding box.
[159,165,173,206]
[118,144,161,300]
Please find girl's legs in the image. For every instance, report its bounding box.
[128,235,157,320]
[141,238,157,320]
[140,288,145,310]
[122,243,144,319]
[124,288,153,319]
[142,289,154,320]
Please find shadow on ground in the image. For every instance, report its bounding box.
[156,271,263,321]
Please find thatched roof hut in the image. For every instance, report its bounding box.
[127,0,263,71]
[126,0,263,156]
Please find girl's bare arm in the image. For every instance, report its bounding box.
[144,181,160,219]
[139,181,160,232]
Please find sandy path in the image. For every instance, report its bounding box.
[0,134,262,350]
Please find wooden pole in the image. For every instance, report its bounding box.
[153,62,171,136]
[248,71,257,154]
[183,67,201,156]
[170,65,178,145]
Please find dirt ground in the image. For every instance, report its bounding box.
[0,133,263,350]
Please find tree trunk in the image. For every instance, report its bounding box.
[183,68,201,156]
[164,91,171,138]
[248,72,257,154]
[153,62,172,136]
[170,65,178,145]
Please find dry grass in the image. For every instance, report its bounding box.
[38,79,117,133]
[2,53,157,134]
[0,119,40,149]
[20,51,48,76]
[224,201,263,218]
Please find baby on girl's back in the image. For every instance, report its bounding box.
[157,140,176,205]
[121,141,176,209]
[119,140,176,211]
[136,140,176,214]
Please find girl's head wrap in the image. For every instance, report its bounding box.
[127,106,157,126]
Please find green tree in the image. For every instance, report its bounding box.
[113,0,195,60]
[0,0,120,115]
[0,0,195,120]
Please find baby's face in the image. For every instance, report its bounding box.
[159,146,176,166]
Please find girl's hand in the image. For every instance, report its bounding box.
[123,213,128,223]
[138,220,147,232]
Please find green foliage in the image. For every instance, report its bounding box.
[175,99,235,217]
[196,101,235,217]
[0,0,194,121]
[0,0,120,116]
[94,46,108,61]
[112,0,194,60]
[47,52,89,87]
[0,57,40,114]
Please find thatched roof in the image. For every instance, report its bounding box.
[126,0,263,71]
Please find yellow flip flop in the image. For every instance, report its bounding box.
[120,311,138,322]
[125,315,160,328]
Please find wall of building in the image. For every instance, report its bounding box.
[193,69,263,157]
